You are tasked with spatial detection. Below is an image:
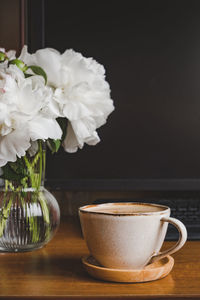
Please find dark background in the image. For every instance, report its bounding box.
[27,0,200,189]
[0,0,23,53]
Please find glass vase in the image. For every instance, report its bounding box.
[0,141,60,252]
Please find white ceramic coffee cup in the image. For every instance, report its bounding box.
[79,202,187,270]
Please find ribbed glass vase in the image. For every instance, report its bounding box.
[0,141,60,252]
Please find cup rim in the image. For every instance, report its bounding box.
[79,202,170,216]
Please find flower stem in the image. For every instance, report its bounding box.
[0,193,14,236]
[38,140,43,189]
[0,141,50,241]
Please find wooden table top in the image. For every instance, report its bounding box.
[0,217,199,300]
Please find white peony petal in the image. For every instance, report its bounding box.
[63,100,91,121]
[6,50,16,60]
[84,131,100,146]
[0,128,31,165]
[7,64,25,84]
[18,45,30,61]
[0,159,7,167]
[63,118,100,152]
[17,81,43,115]
[63,122,80,153]
[35,49,62,87]
[28,116,62,141]
[71,118,96,141]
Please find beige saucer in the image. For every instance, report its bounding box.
[82,255,174,283]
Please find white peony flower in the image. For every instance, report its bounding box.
[20,46,114,152]
[0,65,62,166]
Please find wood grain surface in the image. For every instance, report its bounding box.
[0,216,199,299]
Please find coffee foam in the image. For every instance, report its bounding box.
[82,203,167,214]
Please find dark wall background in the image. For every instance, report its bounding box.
[36,0,200,187]
[0,0,23,54]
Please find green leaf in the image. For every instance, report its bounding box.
[46,119,67,153]
[27,65,47,84]
[0,157,28,185]
[0,52,7,62]
[9,158,27,176]
[47,139,61,154]
[1,163,26,183]
[24,73,33,79]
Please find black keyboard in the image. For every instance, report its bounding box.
[93,198,200,240]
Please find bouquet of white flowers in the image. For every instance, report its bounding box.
[0,46,114,186]
[0,46,114,252]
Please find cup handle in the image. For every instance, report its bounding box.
[149,217,187,264]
